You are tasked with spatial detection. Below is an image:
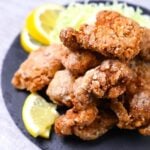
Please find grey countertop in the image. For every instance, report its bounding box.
[0,0,149,150]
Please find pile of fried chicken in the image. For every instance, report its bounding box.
[12,11,150,140]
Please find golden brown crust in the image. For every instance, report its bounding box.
[111,90,150,130]
[11,45,63,92]
[60,11,143,61]
[54,104,98,136]
[74,111,117,140]
[55,107,117,140]
[111,61,150,130]
[46,70,75,107]
[60,48,100,76]
[12,44,100,92]
[73,60,132,110]
[139,124,150,136]
[128,60,150,94]
[139,28,150,61]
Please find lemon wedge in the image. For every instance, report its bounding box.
[20,28,44,53]
[26,4,64,45]
[22,93,59,138]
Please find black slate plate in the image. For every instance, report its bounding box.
[1,1,150,150]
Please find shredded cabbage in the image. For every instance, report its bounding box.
[50,2,150,43]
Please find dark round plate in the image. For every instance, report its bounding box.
[1,1,150,150]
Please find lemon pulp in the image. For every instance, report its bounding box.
[26,4,64,45]
[22,93,59,138]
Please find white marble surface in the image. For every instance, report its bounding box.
[0,0,149,150]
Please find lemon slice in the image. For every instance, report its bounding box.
[40,126,51,138]
[26,4,64,45]
[22,93,59,138]
[20,28,44,53]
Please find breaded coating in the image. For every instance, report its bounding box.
[60,27,81,51]
[139,124,150,136]
[55,104,117,140]
[46,70,75,107]
[130,91,150,128]
[128,60,150,95]
[110,98,130,129]
[111,61,150,130]
[139,28,150,61]
[12,44,100,92]
[11,45,63,92]
[111,90,150,130]
[60,48,100,76]
[60,11,143,61]
[73,60,132,109]
[74,111,117,140]
[127,61,150,129]
[55,104,98,135]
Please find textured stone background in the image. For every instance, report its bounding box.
[0,0,149,150]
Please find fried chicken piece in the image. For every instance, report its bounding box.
[74,111,117,140]
[130,91,150,128]
[139,28,150,61]
[60,48,100,76]
[111,90,150,130]
[111,61,150,130]
[73,60,132,110]
[55,104,98,135]
[128,61,150,129]
[139,124,150,136]
[12,44,100,92]
[55,104,117,140]
[11,45,63,92]
[46,70,75,107]
[60,11,143,61]
[128,60,150,95]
